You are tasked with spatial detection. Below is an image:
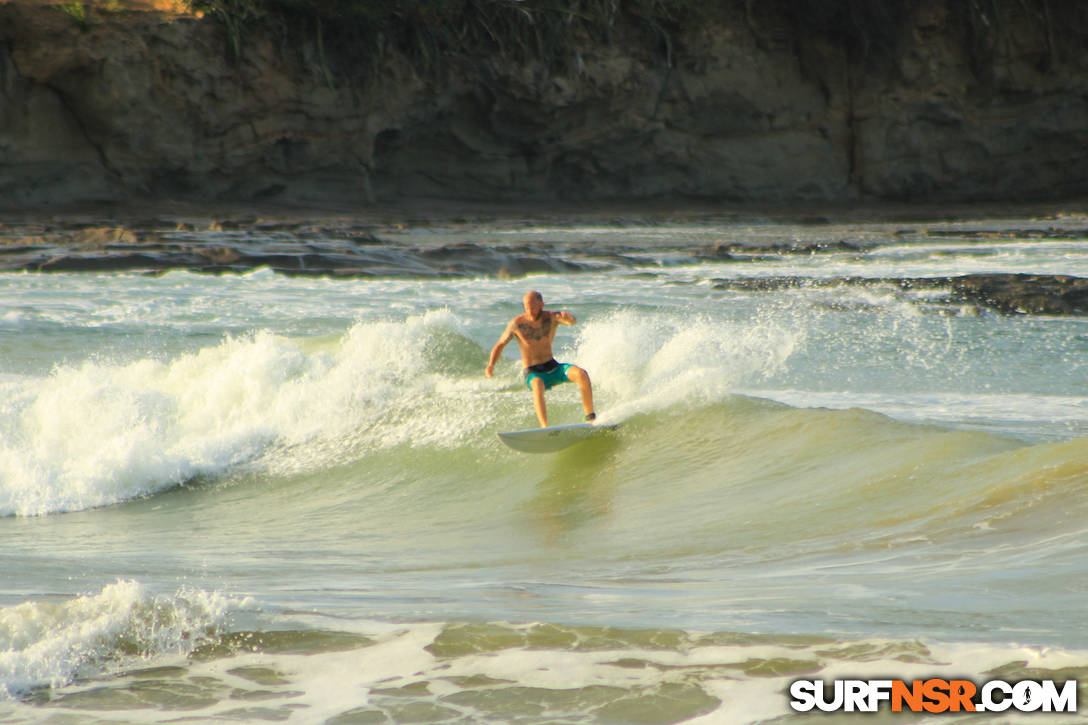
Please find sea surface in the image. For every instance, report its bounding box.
[2,210,1088,723]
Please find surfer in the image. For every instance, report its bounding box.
[485,290,596,428]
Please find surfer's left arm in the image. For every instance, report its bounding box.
[554,311,576,326]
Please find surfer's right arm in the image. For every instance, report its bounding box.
[485,320,517,377]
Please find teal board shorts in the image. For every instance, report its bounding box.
[524,359,573,390]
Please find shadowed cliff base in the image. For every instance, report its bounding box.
[1,0,1087,205]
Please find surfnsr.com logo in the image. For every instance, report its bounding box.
[789,678,1078,714]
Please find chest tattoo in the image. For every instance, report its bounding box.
[517,320,551,341]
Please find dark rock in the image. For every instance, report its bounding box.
[347,232,383,246]
[947,274,1088,315]
[711,273,1088,316]
[693,243,735,261]
[35,252,171,271]
[198,246,242,265]
[1,1,1087,206]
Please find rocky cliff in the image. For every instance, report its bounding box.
[2,0,1087,206]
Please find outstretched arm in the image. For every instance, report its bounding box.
[485,321,516,377]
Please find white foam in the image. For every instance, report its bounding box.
[569,309,802,422]
[702,239,1088,280]
[750,389,1088,442]
[164,624,1088,725]
[0,580,241,699]
[7,604,1088,725]
[0,310,493,516]
[0,310,28,329]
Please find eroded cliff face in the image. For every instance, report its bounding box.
[1,0,1086,206]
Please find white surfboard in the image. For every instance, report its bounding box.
[498,422,614,453]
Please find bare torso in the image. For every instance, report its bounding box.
[508,311,560,367]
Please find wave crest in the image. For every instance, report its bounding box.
[0,580,241,699]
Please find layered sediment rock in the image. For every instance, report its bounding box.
[712,274,1088,316]
[2,215,1087,316]
[1,0,1087,205]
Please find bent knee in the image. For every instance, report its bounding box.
[567,366,589,382]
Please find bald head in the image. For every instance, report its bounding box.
[523,290,544,319]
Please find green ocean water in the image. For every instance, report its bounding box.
[2,216,1088,723]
